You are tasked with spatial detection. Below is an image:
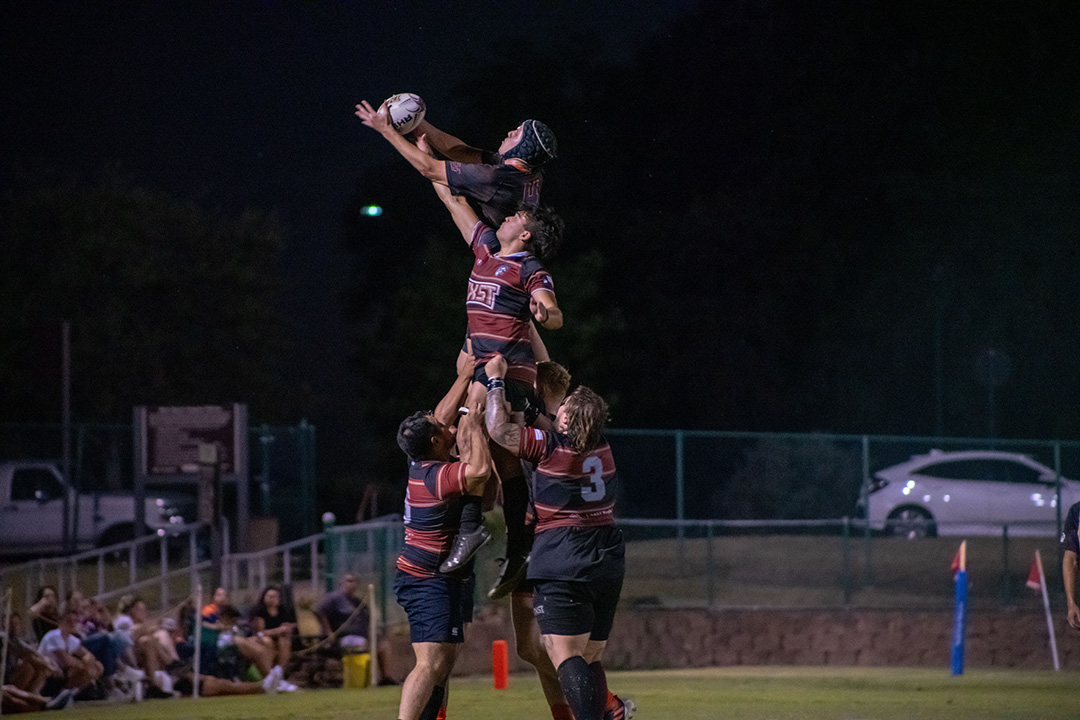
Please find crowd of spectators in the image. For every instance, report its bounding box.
[1,574,377,713]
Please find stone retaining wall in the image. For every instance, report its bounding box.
[384,605,1076,681]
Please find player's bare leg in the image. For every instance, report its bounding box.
[398,642,454,720]
[199,675,267,696]
[543,633,608,720]
[512,592,573,719]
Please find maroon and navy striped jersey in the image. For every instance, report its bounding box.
[397,458,471,578]
[519,427,617,531]
[467,222,554,387]
[518,427,625,582]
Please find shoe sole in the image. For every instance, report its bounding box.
[487,558,530,599]
[439,531,492,573]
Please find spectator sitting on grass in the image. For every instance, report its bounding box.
[3,612,56,700]
[2,684,50,714]
[28,586,59,642]
[36,608,102,708]
[314,573,370,652]
[211,604,295,691]
[247,586,297,674]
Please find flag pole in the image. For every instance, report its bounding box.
[193,583,202,699]
[951,540,967,676]
[1,587,12,717]
[368,583,378,688]
[1034,550,1060,671]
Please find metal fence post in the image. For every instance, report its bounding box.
[322,512,336,593]
[160,535,168,612]
[381,521,396,629]
[1000,524,1011,605]
[1055,443,1063,570]
[302,420,317,538]
[675,430,685,540]
[705,521,715,607]
[841,516,852,605]
[189,529,198,600]
[862,435,874,586]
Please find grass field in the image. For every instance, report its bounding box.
[23,667,1073,720]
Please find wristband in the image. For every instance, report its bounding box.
[486,377,505,392]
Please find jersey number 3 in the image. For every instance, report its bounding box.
[581,456,605,501]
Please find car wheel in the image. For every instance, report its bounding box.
[885,506,936,539]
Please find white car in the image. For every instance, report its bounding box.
[864,449,1079,538]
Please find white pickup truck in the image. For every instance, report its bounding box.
[0,459,192,555]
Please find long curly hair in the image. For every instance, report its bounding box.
[561,386,609,454]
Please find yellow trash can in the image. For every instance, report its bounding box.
[342,652,372,689]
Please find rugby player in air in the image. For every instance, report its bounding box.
[355,101,562,593]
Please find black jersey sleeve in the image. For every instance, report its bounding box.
[1063,502,1080,555]
[447,161,500,203]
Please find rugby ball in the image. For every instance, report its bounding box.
[380,93,426,134]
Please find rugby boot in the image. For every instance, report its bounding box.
[439,526,491,574]
[605,694,636,720]
[488,552,530,599]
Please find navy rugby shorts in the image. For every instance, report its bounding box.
[394,570,475,644]
[531,578,623,640]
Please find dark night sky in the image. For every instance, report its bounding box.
[0,0,699,480]
[3,1,1078,503]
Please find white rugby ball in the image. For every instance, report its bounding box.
[380,93,426,134]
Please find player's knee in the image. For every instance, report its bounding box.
[414,651,453,678]
[515,638,541,666]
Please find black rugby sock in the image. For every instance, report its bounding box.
[589,661,609,718]
[418,684,445,720]
[459,495,482,535]
[557,656,601,720]
[501,474,532,556]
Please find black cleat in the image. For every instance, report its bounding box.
[488,552,530,599]
[440,526,492,573]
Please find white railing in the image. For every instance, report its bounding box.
[0,524,203,613]
[221,533,324,601]
[0,516,404,617]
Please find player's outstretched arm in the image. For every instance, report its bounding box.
[355,100,449,184]
[530,291,563,331]
[434,354,477,426]
[529,322,550,363]
[456,397,492,491]
[412,119,484,164]
[483,355,523,455]
[432,181,480,244]
[1065,550,1080,629]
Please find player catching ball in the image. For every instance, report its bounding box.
[354,96,557,226]
[484,353,632,720]
[355,98,562,592]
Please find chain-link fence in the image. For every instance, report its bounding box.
[5,425,1077,618]
[607,429,1079,525]
[324,514,1063,622]
[618,518,1063,610]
